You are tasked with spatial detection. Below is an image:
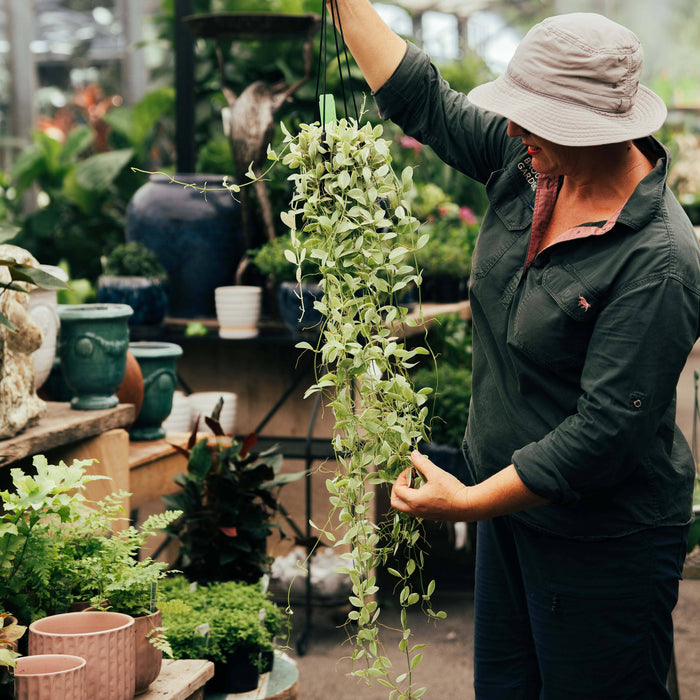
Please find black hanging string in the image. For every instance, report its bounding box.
[315,0,359,131]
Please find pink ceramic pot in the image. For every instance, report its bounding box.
[28,611,135,700]
[14,654,87,700]
[134,609,163,695]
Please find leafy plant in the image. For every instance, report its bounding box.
[158,575,283,665]
[0,456,180,628]
[102,241,168,280]
[250,232,318,284]
[0,456,109,624]
[0,613,26,693]
[269,115,445,699]
[163,412,305,585]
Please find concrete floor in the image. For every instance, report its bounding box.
[279,342,700,699]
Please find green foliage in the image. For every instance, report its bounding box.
[249,232,317,284]
[102,241,168,280]
[158,575,283,665]
[163,422,304,585]
[8,85,175,284]
[271,115,447,698]
[0,456,180,626]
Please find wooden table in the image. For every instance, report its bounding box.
[139,659,215,700]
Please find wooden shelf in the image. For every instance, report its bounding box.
[0,402,134,468]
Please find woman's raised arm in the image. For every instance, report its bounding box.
[329,0,407,92]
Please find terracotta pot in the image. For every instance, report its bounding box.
[14,654,87,700]
[117,349,145,423]
[28,611,135,700]
[133,610,163,695]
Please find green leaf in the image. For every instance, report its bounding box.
[74,148,135,192]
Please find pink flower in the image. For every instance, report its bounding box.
[458,206,477,224]
[438,205,450,217]
[400,135,422,154]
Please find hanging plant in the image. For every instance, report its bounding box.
[257,114,443,698]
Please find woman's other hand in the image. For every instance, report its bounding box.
[391,450,470,521]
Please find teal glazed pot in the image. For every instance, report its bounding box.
[57,304,133,410]
[128,341,183,441]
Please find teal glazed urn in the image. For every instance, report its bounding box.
[57,304,133,410]
[128,341,183,441]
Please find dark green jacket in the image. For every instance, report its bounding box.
[375,43,700,538]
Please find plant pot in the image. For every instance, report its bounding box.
[116,349,145,423]
[133,610,163,696]
[214,285,262,339]
[57,303,133,410]
[96,276,169,326]
[161,390,192,434]
[128,341,183,441]
[209,650,260,694]
[187,391,237,435]
[276,281,324,336]
[13,654,87,700]
[28,611,135,700]
[28,264,69,391]
[126,173,246,319]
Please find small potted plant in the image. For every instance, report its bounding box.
[250,233,324,335]
[158,575,284,694]
[163,409,305,585]
[97,241,169,326]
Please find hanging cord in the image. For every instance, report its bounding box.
[315,0,359,131]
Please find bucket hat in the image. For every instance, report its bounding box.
[467,13,667,146]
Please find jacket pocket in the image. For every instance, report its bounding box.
[510,264,599,369]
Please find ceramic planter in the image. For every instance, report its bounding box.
[28,264,69,391]
[126,173,246,318]
[214,285,262,339]
[57,303,133,410]
[28,611,135,700]
[97,276,169,326]
[128,341,183,441]
[133,610,163,696]
[276,281,324,336]
[187,391,237,435]
[14,654,87,700]
[161,390,192,434]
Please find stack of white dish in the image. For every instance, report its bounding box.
[214,286,262,339]
[187,391,237,435]
[161,391,192,434]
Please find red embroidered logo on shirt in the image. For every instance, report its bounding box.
[578,295,591,312]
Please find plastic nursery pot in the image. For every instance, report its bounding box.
[28,611,135,700]
[14,654,87,700]
[128,341,183,441]
[57,303,133,410]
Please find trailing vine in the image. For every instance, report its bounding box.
[149,109,446,698]
[270,116,444,699]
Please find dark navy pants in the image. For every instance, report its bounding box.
[473,516,688,699]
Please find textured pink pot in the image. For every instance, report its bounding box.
[134,610,163,695]
[14,654,87,700]
[28,612,135,700]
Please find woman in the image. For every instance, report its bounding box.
[332,5,700,698]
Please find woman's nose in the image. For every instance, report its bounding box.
[507,121,530,138]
